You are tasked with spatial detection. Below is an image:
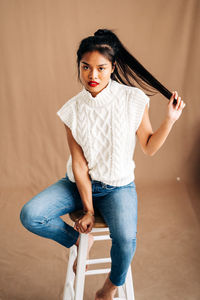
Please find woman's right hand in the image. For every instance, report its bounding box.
[74,213,95,234]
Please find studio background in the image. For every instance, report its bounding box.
[0,0,199,299]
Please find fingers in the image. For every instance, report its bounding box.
[85,223,93,234]
[170,91,186,110]
[74,215,85,233]
[176,94,181,110]
[74,213,95,234]
[74,220,82,232]
[74,223,84,233]
[180,100,186,110]
[74,219,93,234]
[169,91,176,104]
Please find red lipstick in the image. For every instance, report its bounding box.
[88,81,99,87]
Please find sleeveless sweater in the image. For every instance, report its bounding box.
[56,78,150,186]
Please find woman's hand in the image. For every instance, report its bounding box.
[74,213,95,234]
[166,91,186,124]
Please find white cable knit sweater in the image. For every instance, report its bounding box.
[56,78,150,186]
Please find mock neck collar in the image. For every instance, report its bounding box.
[81,78,114,107]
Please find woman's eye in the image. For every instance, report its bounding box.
[82,66,104,71]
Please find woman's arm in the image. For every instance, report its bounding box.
[136,91,186,156]
[65,124,95,233]
[65,124,94,213]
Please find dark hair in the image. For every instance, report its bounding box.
[76,28,175,103]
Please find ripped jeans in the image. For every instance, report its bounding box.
[20,172,138,286]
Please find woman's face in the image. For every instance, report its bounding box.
[79,50,115,97]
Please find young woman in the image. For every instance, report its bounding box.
[20,29,186,300]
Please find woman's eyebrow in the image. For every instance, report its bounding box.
[81,62,108,66]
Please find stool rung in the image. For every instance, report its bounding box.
[86,257,111,264]
[85,268,111,275]
[91,227,109,233]
[94,235,111,241]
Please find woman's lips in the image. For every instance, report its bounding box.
[88,81,99,87]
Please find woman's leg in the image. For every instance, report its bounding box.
[20,175,83,248]
[95,182,138,286]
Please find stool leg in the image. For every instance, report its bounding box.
[74,233,88,300]
[124,265,135,300]
[63,245,77,300]
[118,284,126,298]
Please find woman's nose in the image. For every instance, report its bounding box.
[89,69,98,79]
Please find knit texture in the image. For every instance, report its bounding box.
[56,78,150,186]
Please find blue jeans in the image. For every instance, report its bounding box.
[20,172,138,286]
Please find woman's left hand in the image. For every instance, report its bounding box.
[166,91,186,123]
[74,213,95,234]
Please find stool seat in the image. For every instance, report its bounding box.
[69,209,108,228]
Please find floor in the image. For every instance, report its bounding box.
[0,180,200,299]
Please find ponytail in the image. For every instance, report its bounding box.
[77,28,174,102]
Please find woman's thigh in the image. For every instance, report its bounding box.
[94,184,138,242]
[20,176,83,224]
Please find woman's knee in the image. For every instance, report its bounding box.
[112,236,137,260]
[20,202,32,229]
[111,231,137,250]
[20,200,44,230]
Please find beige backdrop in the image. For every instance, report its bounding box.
[1,0,200,299]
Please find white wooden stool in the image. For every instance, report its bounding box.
[63,209,135,300]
